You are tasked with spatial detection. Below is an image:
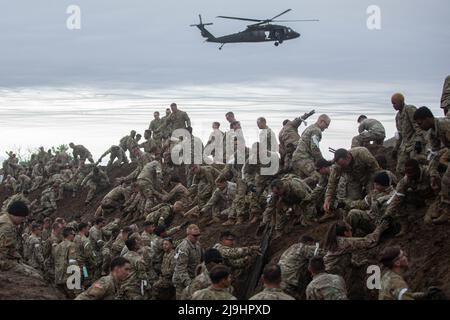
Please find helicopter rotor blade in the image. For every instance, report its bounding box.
[269,9,292,21]
[216,16,263,22]
[272,19,319,22]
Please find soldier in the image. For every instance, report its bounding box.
[172,224,203,299]
[306,256,347,300]
[351,115,386,148]
[225,111,237,128]
[260,175,314,238]
[54,227,79,298]
[292,114,330,184]
[145,201,184,229]
[345,171,395,236]
[278,235,322,299]
[191,265,236,300]
[278,116,307,162]
[0,201,41,278]
[153,237,176,300]
[75,256,131,300]
[200,177,237,224]
[119,236,150,300]
[250,264,295,300]
[30,161,45,191]
[323,147,381,214]
[391,93,425,176]
[16,173,32,193]
[378,246,436,300]
[41,217,52,241]
[440,75,450,116]
[383,159,434,236]
[375,154,397,186]
[134,160,164,207]
[42,221,63,282]
[119,130,136,162]
[205,122,224,153]
[140,221,158,249]
[139,130,160,156]
[96,184,130,217]
[149,111,164,145]
[69,142,95,164]
[71,159,94,197]
[39,183,59,217]
[414,106,450,223]
[190,164,221,209]
[96,145,128,170]
[257,117,277,153]
[74,222,96,287]
[81,166,110,204]
[89,217,107,279]
[24,222,45,271]
[181,248,224,300]
[213,231,259,272]
[1,190,35,213]
[323,220,388,279]
[167,103,191,132]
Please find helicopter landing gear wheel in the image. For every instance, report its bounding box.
[274,42,279,47]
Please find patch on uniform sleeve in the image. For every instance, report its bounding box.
[34,244,40,248]
[312,135,320,148]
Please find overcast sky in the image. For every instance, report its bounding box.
[0,0,448,88]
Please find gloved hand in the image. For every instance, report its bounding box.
[414,141,423,154]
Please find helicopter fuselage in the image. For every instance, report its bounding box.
[207,24,300,43]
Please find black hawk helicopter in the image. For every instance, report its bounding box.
[190,9,318,50]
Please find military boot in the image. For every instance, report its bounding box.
[222,218,235,226]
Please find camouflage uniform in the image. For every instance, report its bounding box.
[192,166,221,208]
[440,75,450,115]
[1,192,34,213]
[427,118,450,206]
[145,203,175,229]
[262,174,313,233]
[345,186,395,236]
[379,269,425,300]
[192,286,236,300]
[16,174,32,193]
[172,238,203,298]
[202,182,237,219]
[292,123,323,183]
[153,248,176,298]
[135,161,164,206]
[249,287,295,300]
[351,118,386,147]
[306,272,348,300]
[278,242,322,299]
[394,105,425,175]
[72,163,94,195]
[43,232,61,282]
[181,263,211,300]
[75,274,120,300]
[325,147,381,201]
[98,146,128,170]
[278,117,304,160]
[149,117,164,145]
[30,163,45,190]
[54,239,79,297]
[74,234,96,285]
[323,225,384,277]
[167,109,191,131]
[39,187,58,217]
[99,186,130,216]
[119,250,149,300]
[24,234,45,271]
[213,243,258,270]
[81,169,110,203]
[71,144,95,164]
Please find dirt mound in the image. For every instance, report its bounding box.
[1,150,450,300]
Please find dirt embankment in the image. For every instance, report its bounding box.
[1,147,450,300]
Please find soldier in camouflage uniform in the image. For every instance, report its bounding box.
[345,171,395,236]
[200,177,237,224]
[190,164,221,209]
[351,115,386,147]
[119,130,136,162]
[153,238,177,300]
[378,246,429,300]
[24,222,45,271]
[69,143,95,165]
[391,93,425,176]
[71,159,94,197]
[0,201,41,279]
[191,265,236,300]
[1,190,35,213]
[16,173,32,193]
[213,231,259,272]
[146,201,184,229]
[54,227,79,298]
[134,160,165,208]
[96,145,128,170]
[306,256,347,300]
[42,221,63,282]
[96,184,131,217]
[119,235,150,300]
[323,147,381,214]
[260,175,314,238]
[75,256,131,300]
[149,111,164,145]
[167,103,191,132]
[278,116,307,163]
[383,159,434,236]
[30,161,45,191]
[172,224,203,299]
[292,115,330,185]
[74,222,96,287]
[39,183,59,218]
[181,248,224,300]
[278,235,323,299]
[81,166,110,204]
[414,106,450,223]
[250,264,295,300]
